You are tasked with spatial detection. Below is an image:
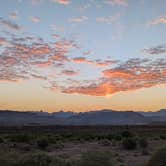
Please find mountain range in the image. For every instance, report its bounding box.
[0,109,166,125]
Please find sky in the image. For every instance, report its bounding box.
[0,0,166,112]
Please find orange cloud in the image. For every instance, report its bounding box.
[60,58,166,96]
[32,61,52,68]
[103,69,135,79]
[62,83,116,96]
[72,57,91,64]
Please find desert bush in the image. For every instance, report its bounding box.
[0,152,73,166]
[112,134,122,141]
[9,134,33,143]
[98,139,111,146]
[146,147,166,166]
[160,135,166,140]
[78,150,115,166]
[0,137,4,143]
[122,138,137,150]
[37,138,49,150]
[121,130,133,138]
[139,138,148,149]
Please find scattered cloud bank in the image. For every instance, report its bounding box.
[143,44,166,55]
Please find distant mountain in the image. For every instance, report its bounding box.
[66,109,149,125]
[139,109,166,122]
[0,110,64,125]
[0,109,166,125]
[52,111,76,118]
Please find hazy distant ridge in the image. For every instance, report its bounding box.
[0,109,166,125]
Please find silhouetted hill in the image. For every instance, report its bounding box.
[0,110,64,125]
[67,109,149,125]
[1,109,166,125]
[139,109,166,122]
[52,110,76,118]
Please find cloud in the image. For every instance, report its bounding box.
[62,83,116,96]
[30,74,47,80]
[0,34,78,82]
[31,61,52,68]
[149,16,166,25]
[0,38,7,46]
[78,4,91,12]
[95,60,118,67]
[30,16,41,23]
[72,57,92,64]
[104,0,128,6]
[61,70,79,76]
[9,11,19,20]
[0,17,22,31]
[72,57,117,68]
[51,0,70,5]
[96,14,120,24]
[60,58,166,96]
[69,16,88,23]
[143,44,166,55]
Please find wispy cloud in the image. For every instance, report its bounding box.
[60,58,166,96]
[51,0,70,5]
[149,16,166,25]
[0,17,22,31]
[9,11,19,20]
[96,14,120,24]
[143,44,166,55]
[69,16,88,23]
[30,16,41,23]
[0,38,7,46]
[61,70,79,76]
[104,0,128,6]
[0,34,78,82]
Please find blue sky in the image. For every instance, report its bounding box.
[0,0,166,112]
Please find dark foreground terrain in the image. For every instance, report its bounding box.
[0,125,166,166]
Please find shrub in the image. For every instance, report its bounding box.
[122,138,137,150]
[18,153,52,166]
[0,137,4,143]
[37,138,49,150]
[9,134,32,143]
[121,130,133,138]
[139,138,148,149]
[98,139,111,146]
[146,147,166,166]
[0,152,75,166]
[113,134,122,141]
[160,135,166,140]
[78,150,115,166]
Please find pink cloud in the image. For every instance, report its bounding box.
[104,0,128,6]
[149,16,166,25]
[52,0,70,5]
[69,16,88,23]
[30,16,41,23]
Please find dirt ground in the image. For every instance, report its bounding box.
[45,139,165,166]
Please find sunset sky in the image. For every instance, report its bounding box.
[0,0,166,112]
